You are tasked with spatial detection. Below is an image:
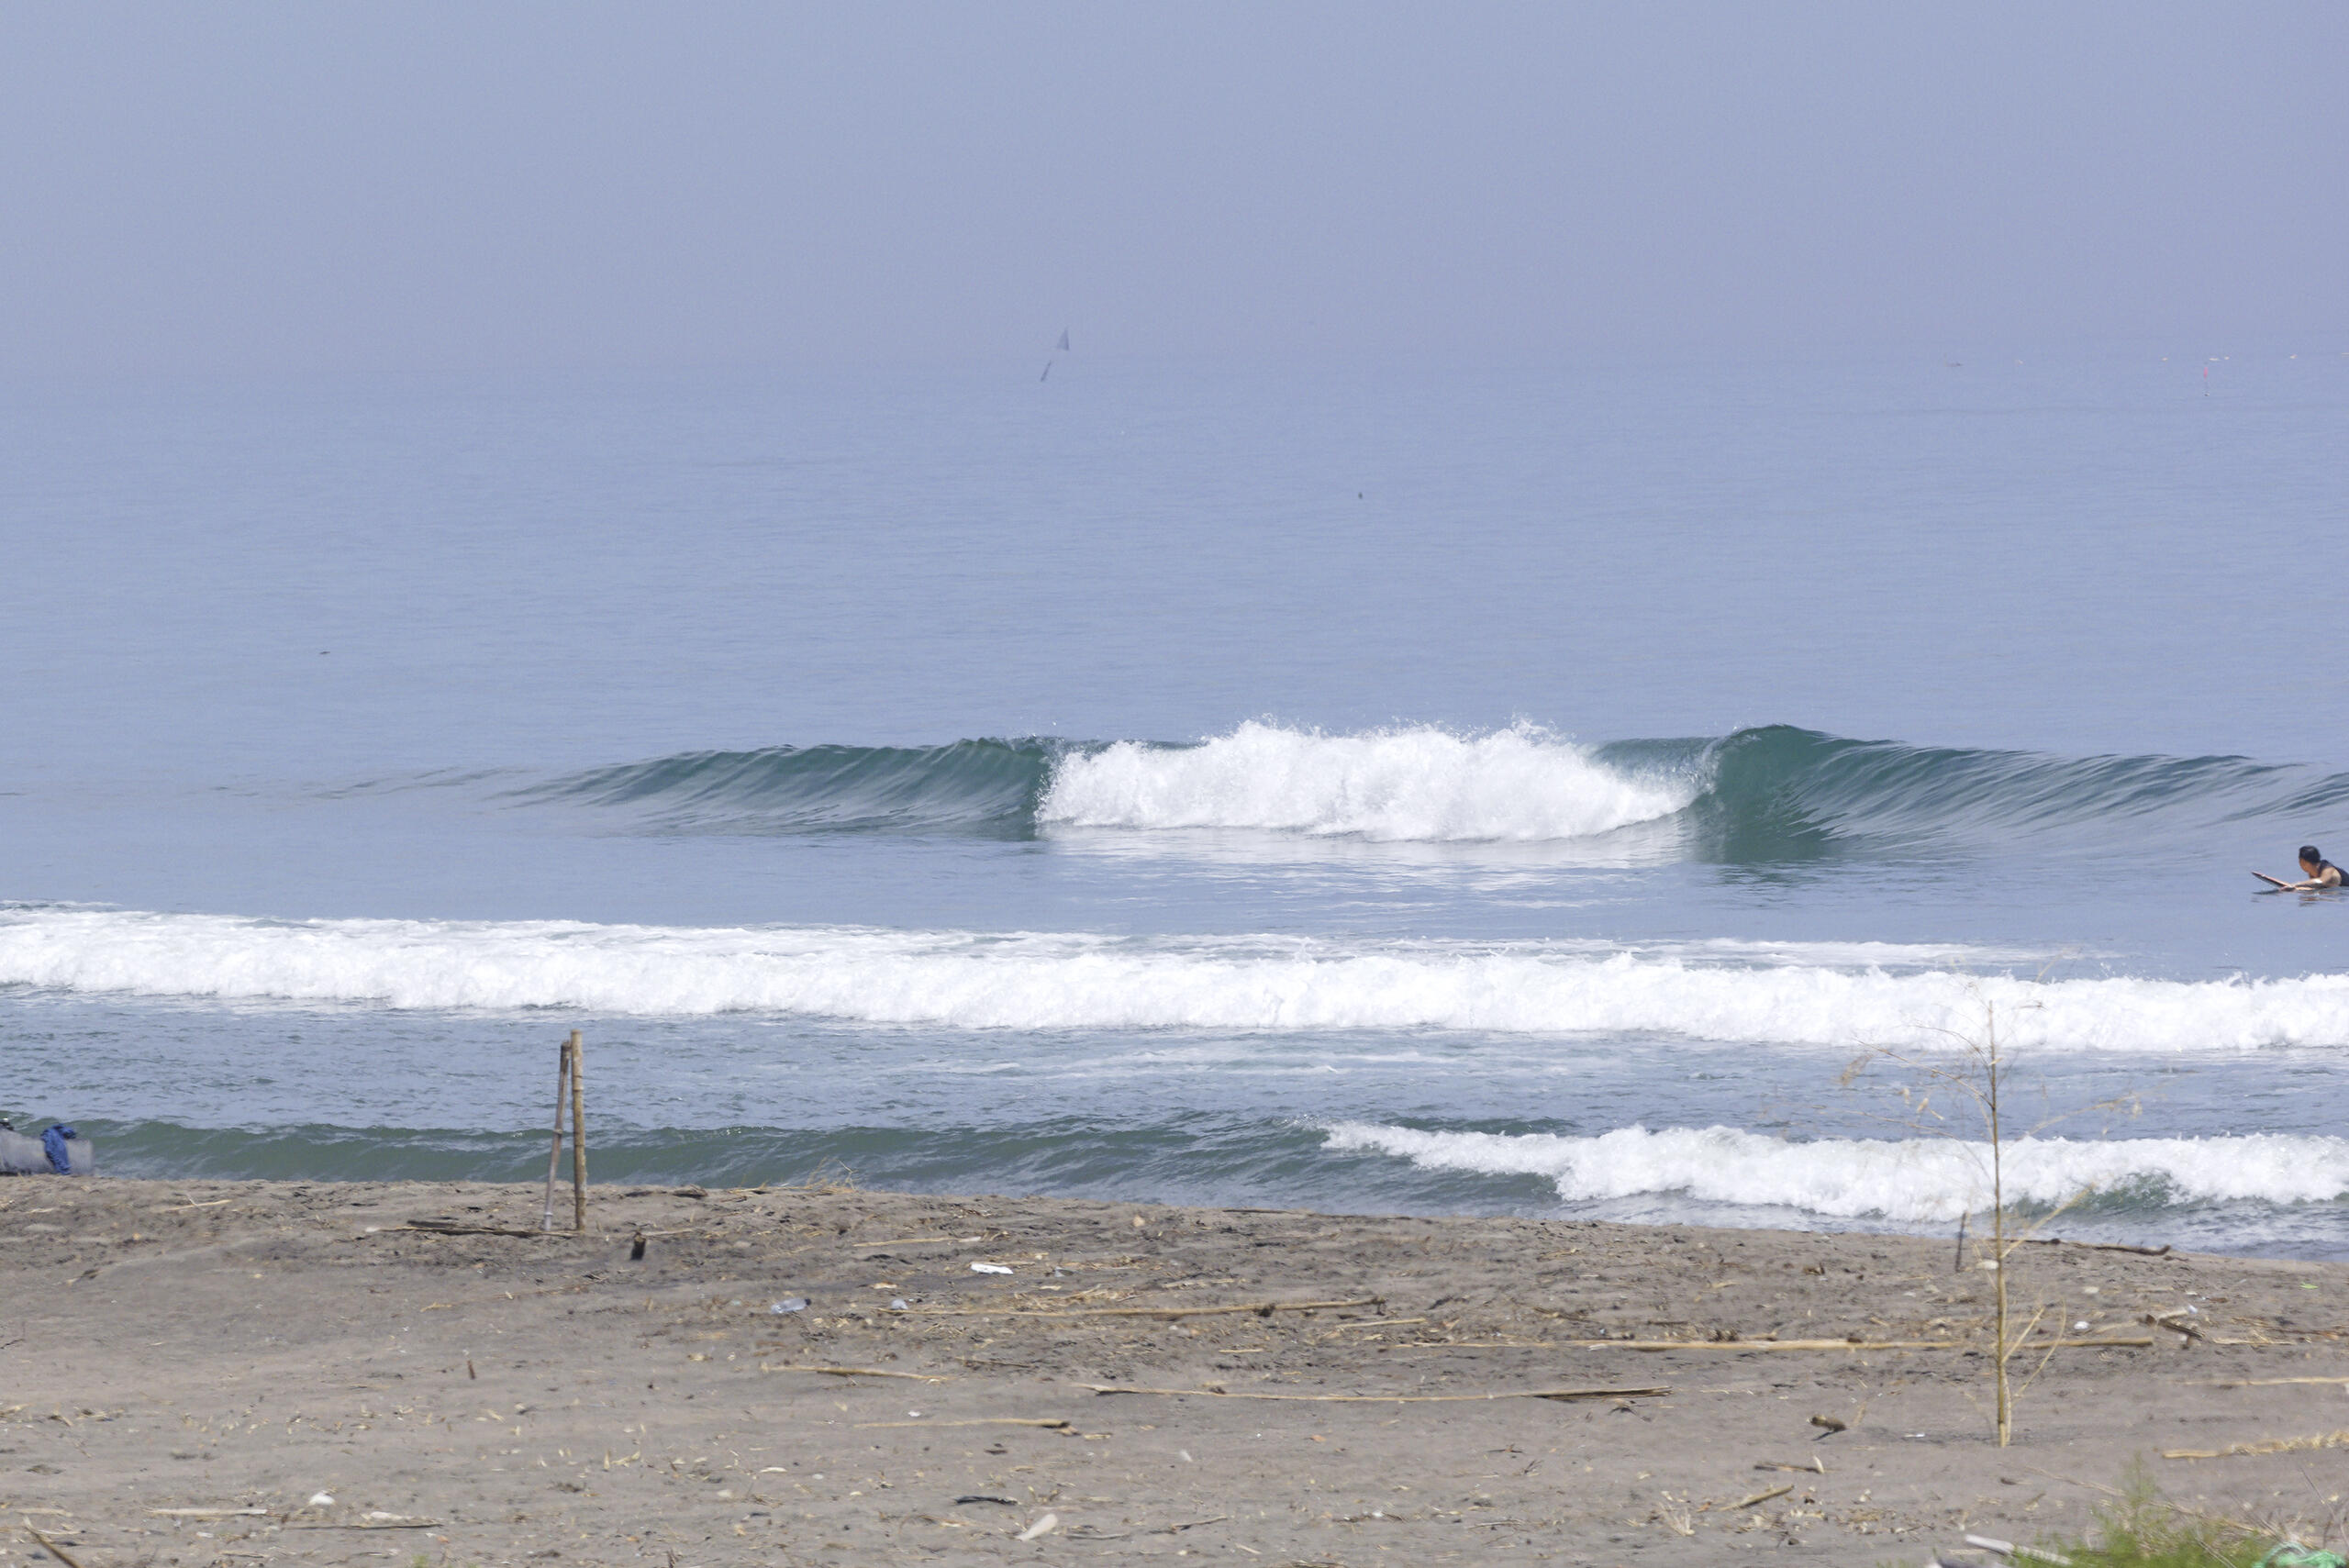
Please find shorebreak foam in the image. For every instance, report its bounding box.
[4,906,2347,1051]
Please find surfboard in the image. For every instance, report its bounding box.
[2254,871,2298,889]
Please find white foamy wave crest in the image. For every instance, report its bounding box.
[4,907,2349,1048]
[1324,1122,2349,1220]
[1039,722,1693,840]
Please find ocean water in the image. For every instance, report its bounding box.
[6,345,2349,1255]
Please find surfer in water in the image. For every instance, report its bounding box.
[2286,845,2345,891]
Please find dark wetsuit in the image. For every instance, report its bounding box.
[2305,861,2344,888]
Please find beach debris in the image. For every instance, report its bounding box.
[770,1297,808,1314]
[971,1262,1015,1275]
[1564,1335,2150,1351]
[306,1492,335,1507]
[149,1508,271,1518]
[1728,1483,1793,1511]
[1809,1414,1847,1434]
[1753,1456,1828,1474]
[2164,1429,2349,1461]
[957,1495,1020,1506]
[629,1231,646,1260]
[2021,1238,2171,1257]
[19,1523,87,1568]
[1016,1511,1060,1541]
[757,1363,950,1382]
[901,1295,1380,1320]
[1077,1383,1665,1404]
[889,1297,908,1310]
[1965,1531,2073,1565]
[857,1417,1071,1429]
[401,1218,551,1238]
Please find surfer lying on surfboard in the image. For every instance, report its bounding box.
[2255,845,2346,891]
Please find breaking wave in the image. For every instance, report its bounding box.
[1037,722,1694,840]
[1322,1122,2349,1221]
[507,721,2343,860]
[5,906,2347,1050]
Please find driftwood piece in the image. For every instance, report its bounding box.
[2164,1429,2349,1461]
[1966,1531,2076,1565]
[399,1220,559,1239]
[1568,1336,2151,1351]
[855,1418,1070,1429]
[1078,1383,1665,1404]
[150,1507,270,1518]
[2022,1238,2172,1257]
[21,1525,86,1568]
[901,1296,1383,1321]
[1727,1484,1794,1511]
[757,1362,951,1382]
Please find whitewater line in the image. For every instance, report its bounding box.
[1039,721,1695,840]
[1323,1122,2349,1220]
[3,907,2347,1051]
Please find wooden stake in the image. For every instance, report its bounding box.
[542,1037,571,1233]
[568,1029,587,1231]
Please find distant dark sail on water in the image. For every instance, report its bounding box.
[1041,327,1070,381]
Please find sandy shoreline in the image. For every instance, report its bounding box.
[5,1178,2346,1566]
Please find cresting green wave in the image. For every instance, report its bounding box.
[1598,726,2313,862]
[512,737,1076,836]
[514,725,2324,858]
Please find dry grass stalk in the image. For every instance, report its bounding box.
[1077,1383,1666,1403]
[2162,1429,2349,1462]
[756,1363,951,1382]
[898,1296,1383,1320]
[1843,986,2142,1446]
[20,1525,86,1568]
[854,1418,1071,1429]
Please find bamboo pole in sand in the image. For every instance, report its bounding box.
[568,1029,587,1231]
[540,1035,571,1233]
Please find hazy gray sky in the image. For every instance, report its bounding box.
[3,3,2342,374]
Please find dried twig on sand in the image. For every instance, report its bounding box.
[2163,1429,2349,1461]
[900,1296,1383,1320]
[1564,1336,2150,1351]
[1078,1383,1665,1404]
[757,1363,951,1382]
[20,1526,86,1568]
[854,1417,1070,1429]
